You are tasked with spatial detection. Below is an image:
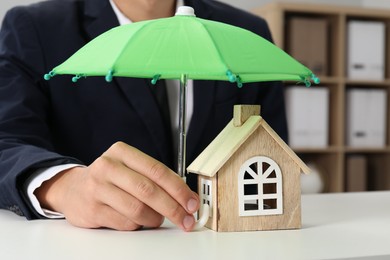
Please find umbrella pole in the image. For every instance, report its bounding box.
[177,74,188,178]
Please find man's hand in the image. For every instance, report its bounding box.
[35,142,199,231]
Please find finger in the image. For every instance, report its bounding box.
[94,204,142,231]
[106,142,199,214]
[67,203,142,231]
[96,179,164,228]
[105,161,195,231]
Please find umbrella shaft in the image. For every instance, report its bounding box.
[177,74,188,178]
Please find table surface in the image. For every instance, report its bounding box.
[1,191,390,260]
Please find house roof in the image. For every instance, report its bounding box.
[187,115,310,177]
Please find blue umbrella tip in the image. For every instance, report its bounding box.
[43,71,55,80]
[311,74,320,84]
[72,74,85,83]
[151,74,161,85]
[300,74,320,87]
[236,76,243,88]
[105,70,114,82]
[226,70,236,83]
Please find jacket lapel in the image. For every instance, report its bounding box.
[187,80,215,163]
[115,77,173,165]
[82,0,172,164]
[81,0,217,166]
[185,0,212,19]
[83,0,119,39]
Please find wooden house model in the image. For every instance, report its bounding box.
[187,105,310,232]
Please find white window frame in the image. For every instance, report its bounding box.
[238,156,283,216]
[200,178,213,217]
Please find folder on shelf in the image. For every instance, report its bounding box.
[346,88,387,147]
[347,20,385,80]
[345,155,367,192]
[285,86,329,148]
[287,17,328,76]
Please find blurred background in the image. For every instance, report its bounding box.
[1,0,390,194]
[2,0,390,20]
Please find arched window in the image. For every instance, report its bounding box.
[238,156,283,216]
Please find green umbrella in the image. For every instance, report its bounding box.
[44,6,319,177]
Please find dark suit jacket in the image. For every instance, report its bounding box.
[0,0,288,219]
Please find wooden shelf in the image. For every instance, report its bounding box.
[253,3,390,192]
[344,79,390,87]
[345,147,390,153]
[292,146,342,154]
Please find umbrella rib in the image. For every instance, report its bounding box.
[108,19,163,78]
[197,21,231,79]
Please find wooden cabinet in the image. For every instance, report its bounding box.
[252,3,390,192]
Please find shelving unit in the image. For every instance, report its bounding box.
[252,3,390,192]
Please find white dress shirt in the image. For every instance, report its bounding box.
[27,0,193,218]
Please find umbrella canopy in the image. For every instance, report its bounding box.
[45,6,318,86]
[44,6,319,177]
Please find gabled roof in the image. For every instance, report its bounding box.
[187,115,310,177]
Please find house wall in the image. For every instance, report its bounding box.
[198,175,218,230]
[217,126,302,232]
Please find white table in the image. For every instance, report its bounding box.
[1,191,390,260]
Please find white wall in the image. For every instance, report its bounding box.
[221,0,361,10]
[2,0,390,24]
[1,0,36,23]
[362,0,390,8]
[219,0,390,10]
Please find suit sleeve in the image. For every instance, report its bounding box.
[0,7,82,219]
